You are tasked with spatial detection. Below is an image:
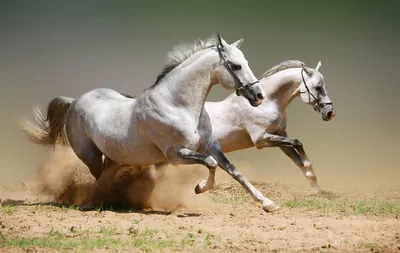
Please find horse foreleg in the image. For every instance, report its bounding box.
[254,132,301,149]
[205,137,279,212]
[279,146,322,192]
[167,147,218,194]
[254,132,322,192]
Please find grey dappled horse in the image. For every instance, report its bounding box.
[22,35,285,212]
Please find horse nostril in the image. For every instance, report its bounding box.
[256,93,264,100]
[327,111,333,119]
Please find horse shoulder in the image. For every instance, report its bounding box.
[136,101,202,150]
[242,102,278,128]
[208,101,244,133]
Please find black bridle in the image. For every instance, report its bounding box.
[216,43,259,96]
[300,68,332,112]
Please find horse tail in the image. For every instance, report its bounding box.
[19,96,74,148]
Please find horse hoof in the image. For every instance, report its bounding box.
[263,203,280,212]
[194,184,202,194]
[194,180,208,194]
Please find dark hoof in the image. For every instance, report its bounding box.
[194,184,202,195]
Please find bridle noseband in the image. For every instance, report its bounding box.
[216,43,259,96]
[300,68,332,112]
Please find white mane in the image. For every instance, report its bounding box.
[152,36,217,86]
[261,60,305,78]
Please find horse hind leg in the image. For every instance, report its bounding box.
[69,136,104,180]
[77,145,103,180]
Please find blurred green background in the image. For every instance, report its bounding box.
[1,1,399,190]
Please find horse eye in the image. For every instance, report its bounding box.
[231,64,242,71]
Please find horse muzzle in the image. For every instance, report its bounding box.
[320,104,335,121]
[237,81,264,107]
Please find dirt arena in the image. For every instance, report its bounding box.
[0,146,399,253]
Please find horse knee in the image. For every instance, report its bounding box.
[204,156,218,169]
[293,139,302,148]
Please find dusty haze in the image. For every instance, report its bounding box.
[1,1,399,192]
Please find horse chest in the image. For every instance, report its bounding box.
[186,130,201,149]
[139,104,205,151]
[170,115,203,149]
[265,114,286,132]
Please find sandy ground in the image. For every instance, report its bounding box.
[1,183,399,253]
[0,146,399,253]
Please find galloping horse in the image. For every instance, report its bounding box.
[206,60,335,193]
[22,35,284,212]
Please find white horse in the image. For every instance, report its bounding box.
[23,35,284,212]
[206,60,335,192]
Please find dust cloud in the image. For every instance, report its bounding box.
[3,145,212,212]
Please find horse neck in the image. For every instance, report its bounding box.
[260,68,303,112]
[161,49,219,115]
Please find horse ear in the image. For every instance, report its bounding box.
[217,33,228,49]
[231,38,244,48]
[301,63,312,75]
[315,61,322,71]
[217,34,223,47]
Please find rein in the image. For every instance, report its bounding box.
[216,43,259,96]
[300,69,332,112]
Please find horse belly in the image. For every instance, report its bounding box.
[217,129,254,153]
[103,136,166,166]
[120,142,166,165]
[89,117,166,166]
